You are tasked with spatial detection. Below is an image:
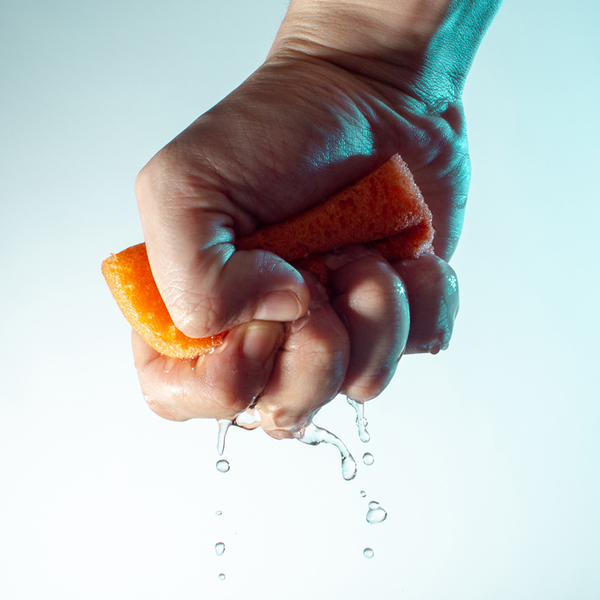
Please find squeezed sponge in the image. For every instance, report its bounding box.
[102,154,434,359]
[102,243,228,358]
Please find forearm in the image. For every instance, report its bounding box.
[270,0,502,109]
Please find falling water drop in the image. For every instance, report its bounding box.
[363,452,375,466]
[216,459,230,473]
[215,542,225,556]
[363,548,375,559]
[216,419,232,456]
[297,422,357,481]
[215,511,222,516]
[360,490,367,498]
[347,397,370,443]
[218,573,226,581]
[366,501,387,524]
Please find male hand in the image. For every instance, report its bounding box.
[132,0,499,436]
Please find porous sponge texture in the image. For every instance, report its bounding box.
[237,154,432,262]
[102,244,227,359]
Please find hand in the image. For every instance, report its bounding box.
[132,0,497,436]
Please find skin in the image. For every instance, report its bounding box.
[133,0,501,437]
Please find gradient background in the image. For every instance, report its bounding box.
[1,1,599,598]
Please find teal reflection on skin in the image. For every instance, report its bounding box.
[307,107,376,170]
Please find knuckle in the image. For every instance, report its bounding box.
[344,376,386,403]
[209,386,250,417]
[135,143,200,210]
[353,268,406,315]
[134,150,171,204]
[162,279,225,337]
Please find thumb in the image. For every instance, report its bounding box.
[137,170,310,339]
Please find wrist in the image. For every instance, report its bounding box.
[271,0,452,58]
[269,0,501,111]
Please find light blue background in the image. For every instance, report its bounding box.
[1,1,598,598]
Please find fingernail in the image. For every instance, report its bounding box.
[255,291,303,322]
[242,322,281,364]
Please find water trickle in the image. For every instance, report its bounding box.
[216,459,230,473]
[234,408,262,430]
[366,501,387,524]
[363,548,375,559]
[215,542,225,556]
[296,422,357,481]
[347,397,370,443]
[216,419,232,456]
[218,573,226,581]
[363,452,375,466]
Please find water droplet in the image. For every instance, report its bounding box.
[297,422,357,481]
[215,510,222,516]
[363,548,374,559]
[360,490,366,498]
[347,397,370,443]
[342,456,357,481]
[216,459,230,473]
[216,419,232,456]
[366,501,387,524]
[218,573,226,581]
[215,542,225,556]
[234,408,261,430]
[363,452,374,466]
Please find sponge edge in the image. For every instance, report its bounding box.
[101,244,227,359]
[237,154,432,261]
[102,154,434,359]
[293,218,434,287]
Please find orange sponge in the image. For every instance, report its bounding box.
[102,154,434,359]
[102,244,228,358]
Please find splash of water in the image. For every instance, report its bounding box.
[296,422,357,481]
